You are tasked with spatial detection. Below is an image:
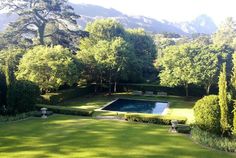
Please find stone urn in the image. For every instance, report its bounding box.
[171,120,178,132]
[41,107,47,119]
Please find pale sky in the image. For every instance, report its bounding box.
[70,0,236,25]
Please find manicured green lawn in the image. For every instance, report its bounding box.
[59,93,196,123]
[0,115,234,158]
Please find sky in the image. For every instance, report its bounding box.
[70,0,236,25]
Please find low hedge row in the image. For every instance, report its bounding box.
[36,104,92,116]
[111,83,217,97]
[124,113,187,125]
[0,111,34,122]
[191,126,236,152]
[40,85,94,105]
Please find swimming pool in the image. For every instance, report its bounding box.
[102,99,169,115]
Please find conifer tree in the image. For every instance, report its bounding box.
[218,63,230,135]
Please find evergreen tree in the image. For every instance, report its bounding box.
[5,55,16,114]
[218,63,230,135]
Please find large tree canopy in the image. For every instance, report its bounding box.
[158,44,198,96]
[16,45,79,92]
[0,0,83,49]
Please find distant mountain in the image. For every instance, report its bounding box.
[0,3,218,35]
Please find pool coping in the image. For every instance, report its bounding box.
[96,98,170,116]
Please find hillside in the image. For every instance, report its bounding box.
[0,3,217,35]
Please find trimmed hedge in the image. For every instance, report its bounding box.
[114,83,218,97]
[191,126,236,152]
[124,113,187,125]
[0,112,34,122]
[36,104,92,116]
[193,95,221,134]
[176,124,191,134]
[40,85,94,105]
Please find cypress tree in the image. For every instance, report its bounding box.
[231,52,236,136]
[218,63,230,135]
[5,55,16,114]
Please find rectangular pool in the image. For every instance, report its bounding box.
[102,99,169,115]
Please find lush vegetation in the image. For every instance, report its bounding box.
[0,0,236,156]
[194,95,220,134]
[192,127,236,152]
[0,115,235,158]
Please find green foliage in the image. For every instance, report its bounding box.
[191,126,236,152]
[0,0,81,47]
[194,45,219,94]
[124,113,187,125]
[233,101,236,136]
[0,70,6,110]
[175,124,191,134]
[213,17,236,47]
[10,80,40,114]
[0,111,34,122]
[218,63,231,134]
[158,44,199,96]
[16,45,79,92]
[78,19,140,94]
[231,52,236,98]
[193,95,221,134]
[40,86,94,105]
[36,104,92,116]
[85,19,125,41]
[126,28,157,81]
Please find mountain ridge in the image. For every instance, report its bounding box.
[0,3,218,35]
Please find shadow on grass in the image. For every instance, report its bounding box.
[0,115,235,158]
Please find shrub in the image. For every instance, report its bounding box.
[115,83,217,97]
[36,104,92,116]
[176,124,191,134]
[40,86,93,105]
[124,113,187,125]
[193,95,221,134]
[8,80,40,114]
[0,111,34,122]
[191,126,236,152]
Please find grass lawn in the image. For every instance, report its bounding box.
[58,93,196,123]
[0,114,235,158]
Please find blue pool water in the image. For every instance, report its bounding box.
[102,99,169,114]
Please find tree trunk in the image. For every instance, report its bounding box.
[100,73,103,92]
[185,84,189,97]
[114,81,117,93]
[109,71,112,96]
[38,24,45,45]
[206,84,211,95]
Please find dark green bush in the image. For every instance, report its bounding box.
[0,111,34,122]
[36,104,92,116]
[8,80,40,114]
[124,113,187,125]
[0,71,7,111]
[115,83,217,97]
[176,124,191,134]
[191,126,236,152]
[193,95,221,134]
[40,86,93,105]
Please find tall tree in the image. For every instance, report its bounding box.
[218,63,230,135]
[231,52,236,137]
[126,28,157,81]
[213,17,236,47]
[0,0,82,47]
[16,45,79,92]
[158,44,198,96]
[77,19,136,94]
[194,45,219,94]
